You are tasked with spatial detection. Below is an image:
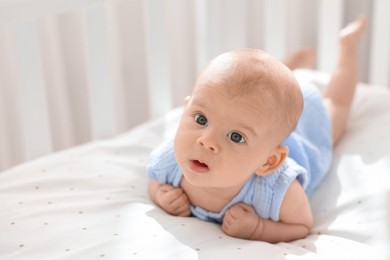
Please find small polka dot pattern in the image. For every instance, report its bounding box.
[1,75,389,259]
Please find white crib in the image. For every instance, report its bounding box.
[1,0,390,171]
[1,1,390,259]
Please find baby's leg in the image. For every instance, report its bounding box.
[282,49,316,70]
[323,16,366,145]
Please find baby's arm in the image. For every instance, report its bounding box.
[222,179,313,242]
[148,179,191,217]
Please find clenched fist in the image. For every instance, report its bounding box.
[222,202,262,239]
[153,183,191,217]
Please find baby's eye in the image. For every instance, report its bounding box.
[228,132,245,143]
[194,114,208,126]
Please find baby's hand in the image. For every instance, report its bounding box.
[155,184,191,217]
[222,202,262,239]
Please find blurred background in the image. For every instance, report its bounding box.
[0,0,387,171]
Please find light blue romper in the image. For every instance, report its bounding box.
[147,83,332,224]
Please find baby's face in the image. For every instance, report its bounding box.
[173,82,279,190]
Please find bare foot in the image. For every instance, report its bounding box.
[282,48,317,70]
[339,16,366,51]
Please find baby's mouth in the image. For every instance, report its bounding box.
[189,160,209,173]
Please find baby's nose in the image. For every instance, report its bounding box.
[196,136,219,153]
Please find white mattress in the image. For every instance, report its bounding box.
[1,70,389,260]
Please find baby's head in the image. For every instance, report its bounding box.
[193,49,303,144]
[174,49,303,189]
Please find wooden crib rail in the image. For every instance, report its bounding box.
[0,0,387,171]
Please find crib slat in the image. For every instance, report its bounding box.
[284,0,303,51]
[195,0,251,77]
[37,16,76,151]
[57,11,92,144]
[165,0,196,107]
[84,3,116,139]
[369,0,390,86]
[317,0,344,72]
[144,0,173,118]
[0,26,11,169]
[263,0,286,59]
[0,25,24,169]
[0,98,8,169]
[215,0,248,53]
[194,0,214,70]
[246,0,265,50]
[105,0,150,132]
[13,21,53,161]
[286,0,318,52]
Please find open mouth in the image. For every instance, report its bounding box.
[189,160,209,173]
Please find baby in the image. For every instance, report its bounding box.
[147,17,366,242]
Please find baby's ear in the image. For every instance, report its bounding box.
[254,146,288,176]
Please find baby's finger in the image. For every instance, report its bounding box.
[159,184,176,192]
[168,198,189,216]
[227,206,243,219]
[236,202,254,212]
[170,193,189,209]
[162,188,184,204]
[177,208,191,217]
[223,210,235,226]
[222,217,235,235]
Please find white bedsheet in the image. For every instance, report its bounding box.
[1,70,389,260]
